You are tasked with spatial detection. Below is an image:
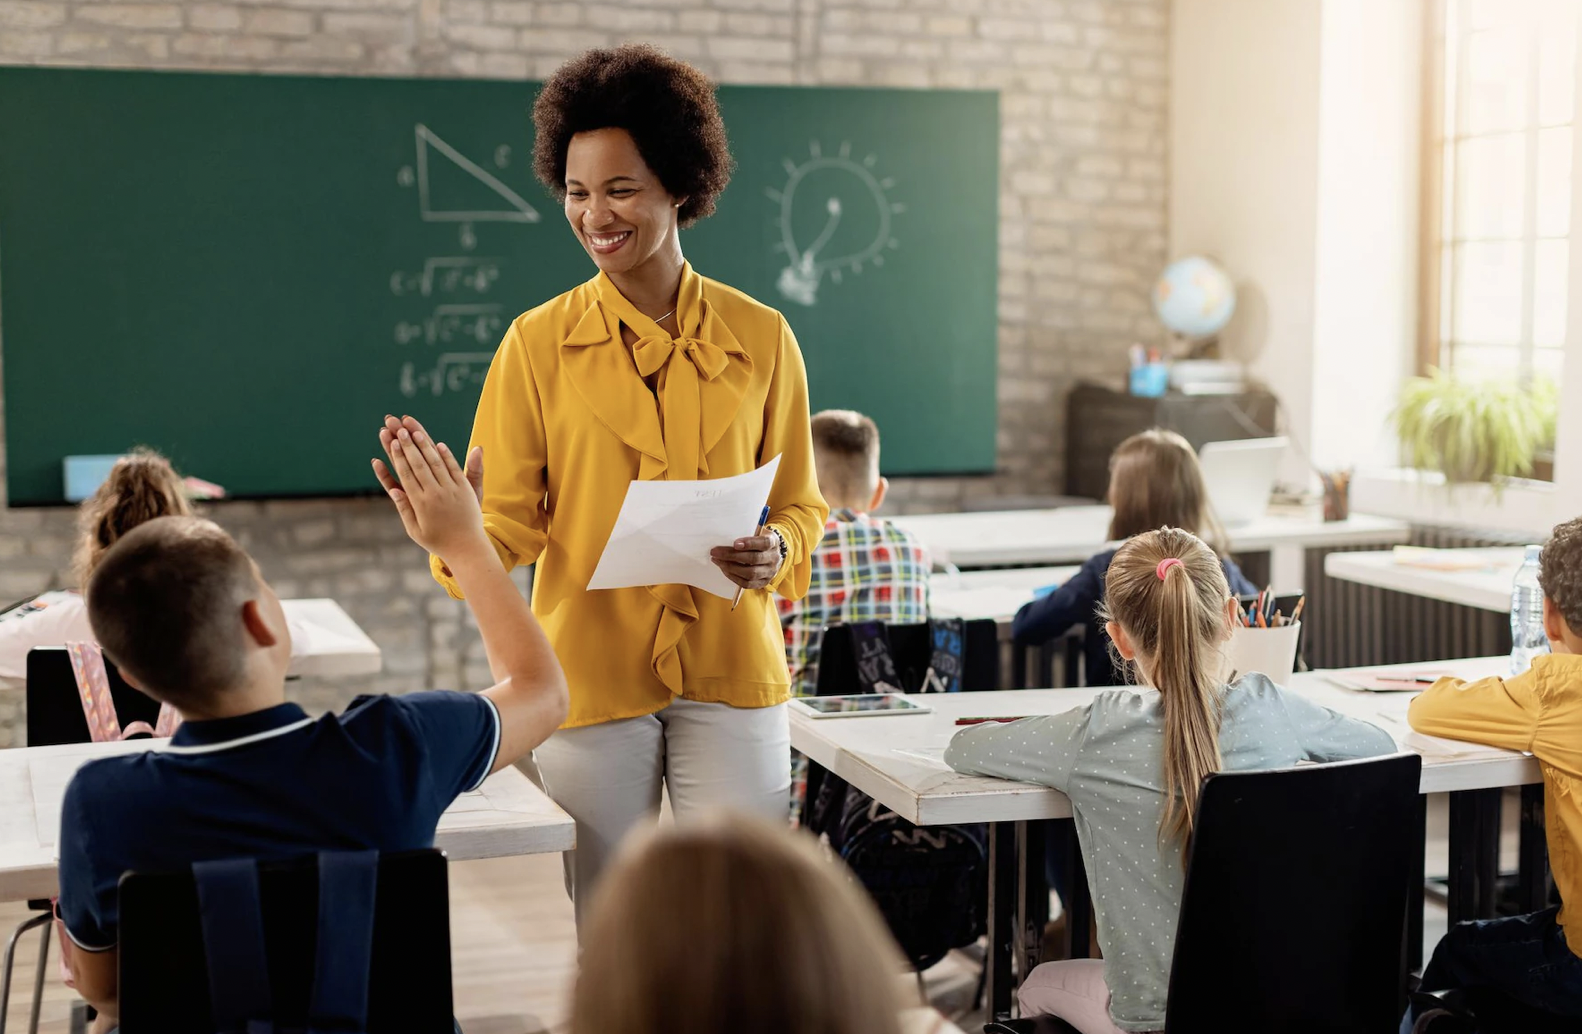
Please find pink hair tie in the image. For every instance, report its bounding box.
[1156,557,1184,580]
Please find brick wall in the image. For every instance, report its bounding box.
[0,0,1169,734]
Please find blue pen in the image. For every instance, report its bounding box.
[731,505,773,611]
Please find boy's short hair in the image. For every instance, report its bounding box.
[85,516,259,704]
[810,410,880,504]
[1540,515,1582,632]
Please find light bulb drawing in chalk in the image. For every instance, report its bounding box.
[768,142,902,306]
[396,124,539,250]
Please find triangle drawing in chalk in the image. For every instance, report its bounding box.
[415,124,540,223]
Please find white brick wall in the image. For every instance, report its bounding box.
[0,0,1169,734]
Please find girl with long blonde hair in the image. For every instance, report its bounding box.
[947,527,1394,1034]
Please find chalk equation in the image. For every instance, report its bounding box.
[399,352,495,398]
[393,304,503,347]
[390,257,502,297]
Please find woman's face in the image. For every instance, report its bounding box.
[563,128,682,277]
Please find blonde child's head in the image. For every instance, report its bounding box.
[1106,429,1224,550]
[1102,526,1236,860]
[572,815,906,1034]
[810,410,887,513]
[72,448,192,586]
[1540,516,1582,653]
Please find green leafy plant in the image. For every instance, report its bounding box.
[1392,368,1557,484]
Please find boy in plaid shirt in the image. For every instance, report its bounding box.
[779,411,930,817]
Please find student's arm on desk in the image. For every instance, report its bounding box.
[1010,555,1104,645]
[1276,683,1398,761]
[1407,667,1540,754]
[376,421,569,770]
[943,708,1089,792]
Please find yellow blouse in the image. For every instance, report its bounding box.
[431,263,828,728]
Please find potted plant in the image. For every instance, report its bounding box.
[1391,368,1557,485]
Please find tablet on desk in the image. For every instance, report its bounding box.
[790,694,933,719]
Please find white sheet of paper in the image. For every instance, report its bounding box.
[588,456,782,600]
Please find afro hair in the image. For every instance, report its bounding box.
[533,44,734,228]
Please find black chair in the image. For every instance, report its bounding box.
[813,619,1001,696]
[26,647,161,747]
[118,849,454,1034]
[987,752,1423,1034]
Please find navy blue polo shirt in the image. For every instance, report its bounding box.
[57,692,501,952]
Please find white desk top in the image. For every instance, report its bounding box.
[0,738,573,902]
[789,656,1537,827]
[929,566,1081,623]
[283,598,382,678]
[890,505,1410,568]
[1323,548,1523,613]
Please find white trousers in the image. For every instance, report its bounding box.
[522,697,790,928]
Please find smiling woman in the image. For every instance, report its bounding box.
[413,44,829,925]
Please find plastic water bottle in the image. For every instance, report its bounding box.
[1510,544,1550,675]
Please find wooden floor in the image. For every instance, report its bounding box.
[0,795,1487,1031]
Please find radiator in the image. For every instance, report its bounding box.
[1299,525,1531,670]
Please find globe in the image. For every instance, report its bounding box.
[1152,255,1236,339]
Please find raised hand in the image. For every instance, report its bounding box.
[383,414,483,505]
[373,415,486,558]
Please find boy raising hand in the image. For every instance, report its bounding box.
[57,417,566,1030]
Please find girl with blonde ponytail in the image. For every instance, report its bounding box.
[946,527,1394,1034]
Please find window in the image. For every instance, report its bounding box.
[1425,0,1578,384]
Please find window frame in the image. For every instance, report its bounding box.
[1418,0,1578,382]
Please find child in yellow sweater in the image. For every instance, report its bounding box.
[1407,514,1582,1028]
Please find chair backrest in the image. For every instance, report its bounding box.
[118,849,454,1034]
[1166,753,1422,1034]
[814,620,1000,695]
[26,646,161,746]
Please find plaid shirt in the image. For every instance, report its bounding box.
[777,508,932,697]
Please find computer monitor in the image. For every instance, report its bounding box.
[1199,436,1289,527]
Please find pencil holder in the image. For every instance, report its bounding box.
[1218,621,1302,687]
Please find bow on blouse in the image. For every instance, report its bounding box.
[630,335,733,482]
[560,271,757,696]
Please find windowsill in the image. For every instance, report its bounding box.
[1351,468,1558,537]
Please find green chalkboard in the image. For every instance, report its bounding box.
[0,68,997,504]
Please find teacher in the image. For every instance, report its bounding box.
[422,44,827,920]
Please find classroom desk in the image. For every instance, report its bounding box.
[0,739,574,902]
[892,505,1410,587]
[282,598,383,678]
[1323,548,1523,613]
[790,655,1537,1019]
[928,566,1081,624]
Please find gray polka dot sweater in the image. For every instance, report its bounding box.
[944,673,1396,1031]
